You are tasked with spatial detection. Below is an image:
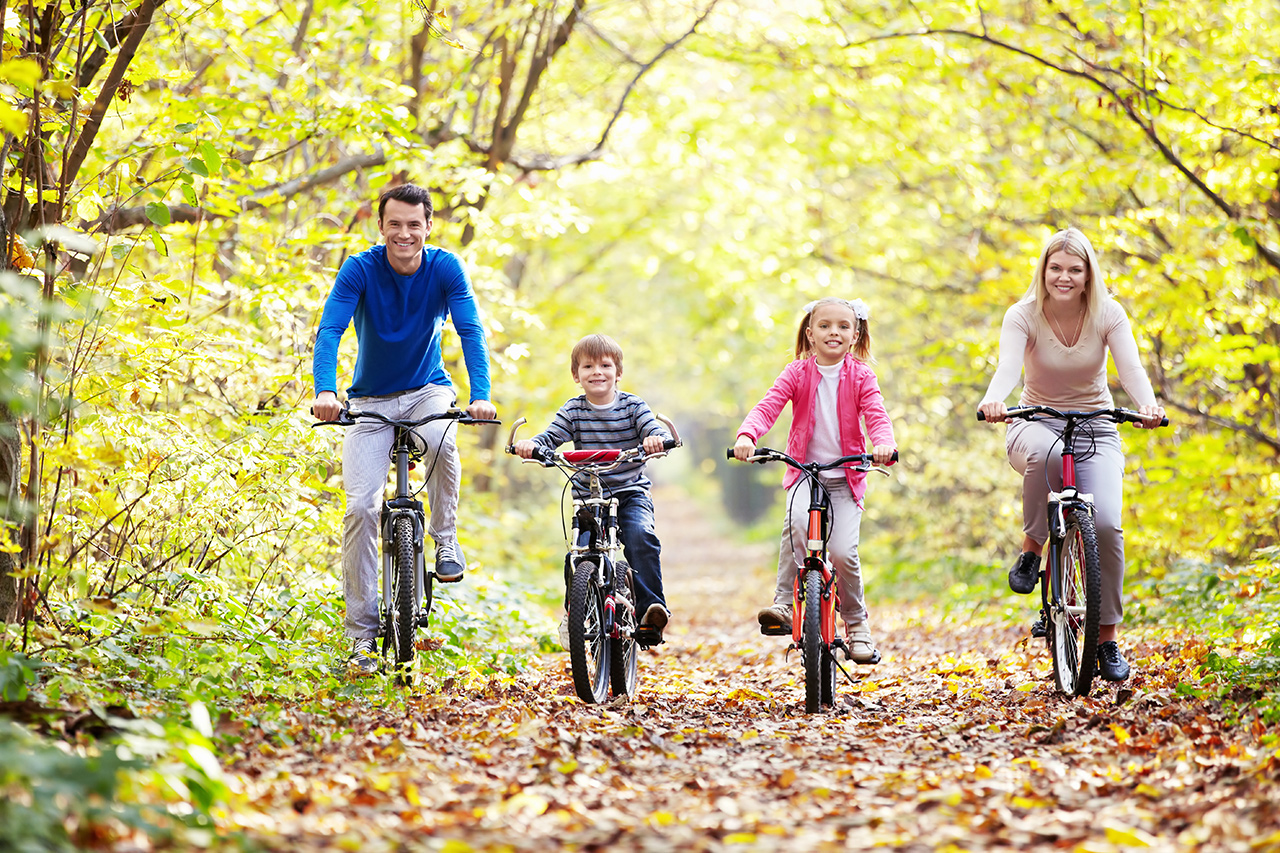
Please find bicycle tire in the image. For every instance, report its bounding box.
[802,570,824,713]
[391,515,417,671]
[609,560,639,698]
[1049,508,1102,696]
[820,634,836,707]
[568,559,610,703]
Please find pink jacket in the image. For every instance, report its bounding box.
[736,354,896,506]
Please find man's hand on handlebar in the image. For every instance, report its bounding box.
[311,390,342,422]
[977,401,1008,423]
[467,399,498,421]
[732,435,757,462]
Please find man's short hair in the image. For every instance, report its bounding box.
[570,334,625,377]
[378,184,434,222]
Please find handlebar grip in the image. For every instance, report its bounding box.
[1160,416,1169,427]
[465,418,503,425]
[976,410,986,422]
[890,450,899,463]
[725,448,735,460]
[662,438,679,451]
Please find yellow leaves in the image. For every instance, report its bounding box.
[7,233,34,270]
[1010,795,1050,809]
[973,764,994,779]
[1103,822,1158,847]
[1111,724,1132,745]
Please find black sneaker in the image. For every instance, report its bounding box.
[1097,640,1131,681]
[434,541,464,583]
[349,637,379,675]
[1008,552,1040,594]
[1030,608,1047,638]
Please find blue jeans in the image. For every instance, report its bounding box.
[574,489,666,614]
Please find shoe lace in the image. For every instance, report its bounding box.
[1099,642,1121,664]
[436,540,459,562]
[354,638,376,656]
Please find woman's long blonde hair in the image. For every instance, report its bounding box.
[1021,227,1111,338]
[794,297,873,362]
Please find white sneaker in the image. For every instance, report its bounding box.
[558,614,571,650]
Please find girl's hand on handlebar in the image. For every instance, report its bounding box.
[642,434,667,455]
[871,445,896,466]
[467,399,498,420]
[732,435,757,462]
[1137,403,1166,429]
[978,401,1008,423]
[513,439,537,459]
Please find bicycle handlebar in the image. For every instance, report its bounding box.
[725,447,898,470]
[503,415,681,470]
[977,406,1168,428]
[311,405,501,429]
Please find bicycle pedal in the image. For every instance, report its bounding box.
[634,626,664,647]
[416,614,430,628]
[759,624,791,636]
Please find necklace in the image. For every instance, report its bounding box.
[1049,307,1085,347]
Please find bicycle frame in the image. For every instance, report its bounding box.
[794,477,839,649]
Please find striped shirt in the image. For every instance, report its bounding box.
[532,392,671,496]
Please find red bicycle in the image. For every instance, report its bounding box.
[727,447,896,712]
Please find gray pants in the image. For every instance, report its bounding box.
[1006,418,1126,625]
[342,384,461,639]
[775,477,868,626]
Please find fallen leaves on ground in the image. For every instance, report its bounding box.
[221,494,1280,851]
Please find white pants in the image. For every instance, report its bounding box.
[774,477,867,626]
[341,384,461,638]
[1006,418,1126,625]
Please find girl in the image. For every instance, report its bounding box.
[733,297,897,663]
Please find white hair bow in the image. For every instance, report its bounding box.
[803,298,869,321]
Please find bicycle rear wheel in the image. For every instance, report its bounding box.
[1049,508,1102,696]
[390,516,417,672]
[609,560,639,698]
[568,559,610,703]
[802,570,824,713]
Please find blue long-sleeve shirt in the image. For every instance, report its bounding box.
[312,244,491,401]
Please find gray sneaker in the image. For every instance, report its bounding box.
[434,540,464,583]
[757,604,793,632]
[349,637,379,675]
[557,614,571,650]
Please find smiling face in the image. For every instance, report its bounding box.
[378,198,432,275]
[574,354,620,405]
[805,302,860,365]
[1043,249,1090,309]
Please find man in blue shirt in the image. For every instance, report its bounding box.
[311,184,497,674]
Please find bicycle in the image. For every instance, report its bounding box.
[314,403,501,680]
[726,447,897,712]
[977,405,1167,697]
[506,416,680,704]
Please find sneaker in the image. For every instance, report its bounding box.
[434,540,464,583]
[1097,640,1131,682]
[1031,608,1047,638]
[845,620,877,664]
[557,614,570,651]
[757,604,792,632]
[1008,552,1040,594]
[349,637,379,675]
[641,603,670,635]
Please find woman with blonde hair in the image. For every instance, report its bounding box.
[978,227,1164,682]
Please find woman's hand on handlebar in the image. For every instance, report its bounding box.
[732,435,757,462]
[977,401,1008,423]
[467,399,498,421]
[1136,403,1166,429]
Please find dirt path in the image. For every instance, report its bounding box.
[227,488,1280,851]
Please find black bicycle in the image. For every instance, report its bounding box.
[315,404,500,679]
[978,405,1166,696]
[506,416,680,703]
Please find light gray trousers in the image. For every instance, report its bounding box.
[774,477,868,626]
[1006,418,1126,625]
[342,384,461,639]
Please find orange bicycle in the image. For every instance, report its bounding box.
[727,447,896,712]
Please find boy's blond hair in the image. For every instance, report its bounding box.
[570,334,625,378]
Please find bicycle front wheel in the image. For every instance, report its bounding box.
[1049,508,1102,696]
[568,559,610,704]
[390,515,417,672]
[802,570,824,713]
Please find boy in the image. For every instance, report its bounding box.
[513,334,673,645]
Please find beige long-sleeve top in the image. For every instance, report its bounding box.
[981,299,1157,409]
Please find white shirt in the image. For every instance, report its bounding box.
[807,361,844,478]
